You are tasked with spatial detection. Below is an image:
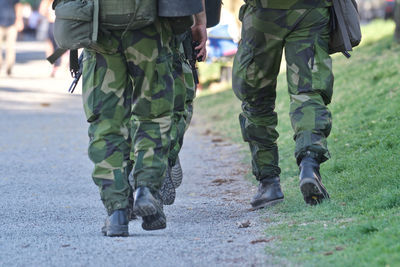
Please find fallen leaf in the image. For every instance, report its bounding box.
[211,178,236,186]
[230,169,248,176]
[40,103,51,107]
[202,129,211,135]
[237,220,251,228]
[250,237,275,244]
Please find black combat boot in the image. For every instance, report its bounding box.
[101,209,129,237]
[250,177,284,209]
[133,187,166,230]
[299,155,330,205]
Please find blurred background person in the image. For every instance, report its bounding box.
[0,0,23,76]
[39,0,60,77]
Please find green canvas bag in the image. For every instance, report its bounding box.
[53,0,99,50]
[52,0,157,50]
[48,0,157,78]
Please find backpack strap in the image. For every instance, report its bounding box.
[332,0,352,52]
[47,48,68,64]
[92,0,99,42]
[69,49,80,77]
[46,48,80,77]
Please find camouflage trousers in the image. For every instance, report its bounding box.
[169,35,196,166]
[82,20,174,214]
[232,6,334,181]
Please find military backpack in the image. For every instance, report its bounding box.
[51,0,157,51]
[47,0,158,92]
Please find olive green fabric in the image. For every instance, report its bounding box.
[246,0,332,9]
[232,5,333,181]
[53,0,98,50]
[99,0,157,30]
[82,19,174,214]
[167,16,194,34]
[53,0,158,52]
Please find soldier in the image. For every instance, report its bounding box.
[159,0,207,205]
[159,42,196,205]
[232,0,333,209]
[80,1,206,236]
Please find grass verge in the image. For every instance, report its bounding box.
[194,20,400,266]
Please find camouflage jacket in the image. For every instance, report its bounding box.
[246,0,332,9]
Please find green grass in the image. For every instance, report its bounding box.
[194,19,400,266]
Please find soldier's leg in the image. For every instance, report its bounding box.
[160,34,196,204]
[82,43,133,216]
[159,47,185,205]
[285,8,333,204]
[124,20,174,198]
[123,21,174,230]
[285,8,333,164]
[160,49,195,205]
[169,48,187,166]
[182,62,196,131]
[169,56,195,167]
[233,6,294,209]
[233,5,287,182]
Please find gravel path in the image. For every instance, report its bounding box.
[0,41,275,266]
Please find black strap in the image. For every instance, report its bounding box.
[69,49,80,77]
[47,48,67,64]
[47,48,80,77]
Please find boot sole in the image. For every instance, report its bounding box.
[160,169,176,205]
[104,225,129,237]
[133,203,157,217]
[171,158,183,188]
[142,215,167,231]
[300,177,330,205]
[251,198,284,210]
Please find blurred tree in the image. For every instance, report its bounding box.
[395,0,400,43]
